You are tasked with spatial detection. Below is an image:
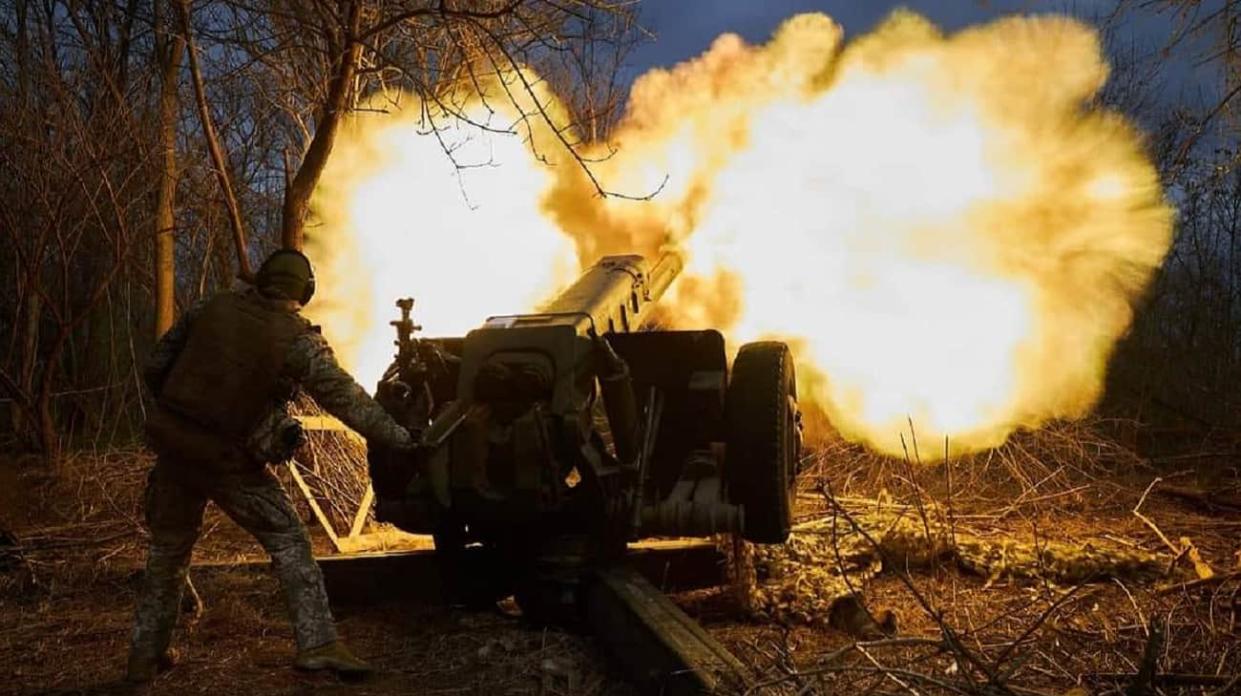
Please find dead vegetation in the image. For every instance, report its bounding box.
[1,417,1238,694]
[0,442,643,694]
[705,419,1241,695]
[0,0,1236,692]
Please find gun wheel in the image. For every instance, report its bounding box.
[725,341,800,544]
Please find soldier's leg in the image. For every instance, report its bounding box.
[130,463,207,665]
[209,468,337,650]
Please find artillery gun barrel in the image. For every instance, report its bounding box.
[646,253,681,306]
[431,252,685,462]
[533,252,682,465]
[541,252,684,337]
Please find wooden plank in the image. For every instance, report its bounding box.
[621,539,725,594]
[299,415,365,444]
[312,541,727,606]
[583,565,752,694]
[298,414,349,431]
[192,535,741,693]
[348,484,374,538]
[193,540,727,607]
[292,416,370,542]
[285,459,343,553]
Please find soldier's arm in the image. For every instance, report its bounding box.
[143,297,208,396]
[288,331,414,450]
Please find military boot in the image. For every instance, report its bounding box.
[294,640,373,676]
[125,649,177,683]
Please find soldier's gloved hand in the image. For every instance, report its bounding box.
[280,420,308,452]
[394,425,422,452]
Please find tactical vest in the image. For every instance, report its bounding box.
[158,292,309,446]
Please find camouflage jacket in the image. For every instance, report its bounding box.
[145,289,412,462]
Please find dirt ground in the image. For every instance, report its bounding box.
[1,425,1239,695]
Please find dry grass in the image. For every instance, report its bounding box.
[707,564,1241,696]
[798,418,1152,518]
[0,449,628,694]
[0,418,1238,694]
[709,417,1241,695]
[289,394,373,536]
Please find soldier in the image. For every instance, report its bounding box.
[127,249,413,683]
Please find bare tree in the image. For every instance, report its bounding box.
[183,0,642,253]
[0,0,643,458]
[178,0,254,280]
[154,0,185,336]
[278,1,364,250]
[1108,0,1241,174]
[1102,1,1241,432]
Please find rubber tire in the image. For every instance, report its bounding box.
[725,341,799,544]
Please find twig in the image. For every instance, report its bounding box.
[1089,671,1236,689]
[1113,578,1149,635]
[1125,618,1163,696]
[176,0,253,282]
[1132,478,1180,555]
[286,459,343,552]
[855,644,919,695]
[1155,485,1241,512]
[1157,571,1241,595]
[184,572,205,622]
[1207,672,1241,696]
[818,485,1013,694]
[995,584,1090,680]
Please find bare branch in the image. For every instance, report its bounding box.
[177,0,253,282]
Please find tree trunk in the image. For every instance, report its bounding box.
[177,0,253,281]
[36,325,71,462]
[17,291,40,443]
[154,0,184,337]
[280,0,362,251]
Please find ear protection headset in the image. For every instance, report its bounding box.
[257,249,316,305]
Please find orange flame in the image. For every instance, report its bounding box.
[307,11,1173,458]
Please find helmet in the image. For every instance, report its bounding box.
[256,249,316,305]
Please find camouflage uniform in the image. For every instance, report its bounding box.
[130,289,411,664]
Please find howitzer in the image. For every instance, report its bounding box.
[369,253,802,619]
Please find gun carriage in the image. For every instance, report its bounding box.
[368,253,802,619]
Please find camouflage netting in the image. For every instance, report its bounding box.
[727,501,1168,627]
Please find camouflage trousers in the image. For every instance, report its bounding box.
[129,461,337,660]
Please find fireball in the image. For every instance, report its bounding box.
[308,11,1173,458]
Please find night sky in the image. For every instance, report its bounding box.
[624,1,1222,111]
